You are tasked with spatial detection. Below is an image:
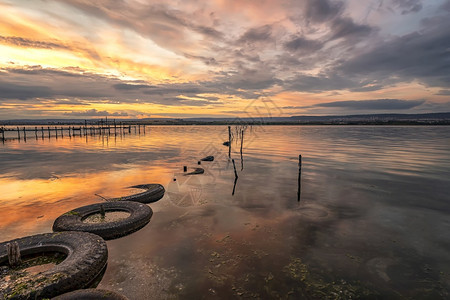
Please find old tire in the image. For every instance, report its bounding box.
[52,289,128,300]
[0,232,107,300]
[53,201,152,240]
[111,184,165,203]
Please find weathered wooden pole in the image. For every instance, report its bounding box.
[17,127,20,140]
[138,124,140,134]
[47,127,51,139]
[61,127,64,137]
[128,125,131,134]
[7,241,21,267]
[240,130,244,171]
[1,127,5,143]
[23,127,26,141]
[143,125,146,134]
[55,127,58,139]
[35,127,38,139]
[41,127,44,139]
[297,154,302,202]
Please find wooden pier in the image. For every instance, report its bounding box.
[1,122,146,143]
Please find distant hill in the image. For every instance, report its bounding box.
[2,112,450,125]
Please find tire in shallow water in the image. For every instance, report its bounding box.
[52,289,128,300]
[110,184,165,203]
[52,201,153,240]
[0,232,107,300]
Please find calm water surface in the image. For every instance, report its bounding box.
[1,126,449,299]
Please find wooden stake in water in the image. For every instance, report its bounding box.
[1,127,5,143]
[17,127,20,140]
[7,241,21,267]
[297,155,302,202]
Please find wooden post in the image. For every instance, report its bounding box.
[23,127,26,141]
[143,125,146,134]
[129,125,131,134]
[183,166,187,172]
[138,124,140,134]
[240,130,244,171]
[47,127,51,138]
[7,241,21,267]
[61,127,64,137]
[114,120,117,135]
[1,127,4,143]
[55,126,58,139]
[297,155,302,202]
[41,127,44,139]
[228,125,231,142]
[17,126,20,140]
[35,127,38,139]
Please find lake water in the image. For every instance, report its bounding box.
[1,125,449,299]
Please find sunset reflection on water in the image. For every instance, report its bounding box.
[1,126,449,298]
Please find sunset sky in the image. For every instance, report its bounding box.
[0,0,449,119]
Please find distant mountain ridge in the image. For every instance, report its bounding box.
[1,112,450,125]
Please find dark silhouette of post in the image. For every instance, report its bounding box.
[23,127,26,141]
[35,127,38,140]
[1,127,5,143]
[17,127,20,140]
[297,155,302,202]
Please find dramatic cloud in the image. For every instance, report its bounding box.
[0,0,449,118]
[314,99,426,110]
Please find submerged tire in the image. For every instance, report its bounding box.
[53,201,152,240]
[185,168,204,175]
[111,184,165,203]
[52,289,128,300]
[0,232,107,300]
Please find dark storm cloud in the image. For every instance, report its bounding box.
[329,18,373,40]
[0,82,53,100]
[303,0,344,23]
[0,36,69,50]
[113,83,156,90]
[0,66,247,106]
[442,0,450,11]
[339,15,450,88]
[392,0,423,15]
[284,36,323,53]
[436,90,450,95]
[314,99,425,110]
[238,25,273,43]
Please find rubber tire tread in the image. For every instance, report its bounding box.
[110,184,165,203]
[52,201,152,240]
[0,232,107,300]
[52,288,128,300]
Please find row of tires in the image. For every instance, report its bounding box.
[0,184,165,299]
